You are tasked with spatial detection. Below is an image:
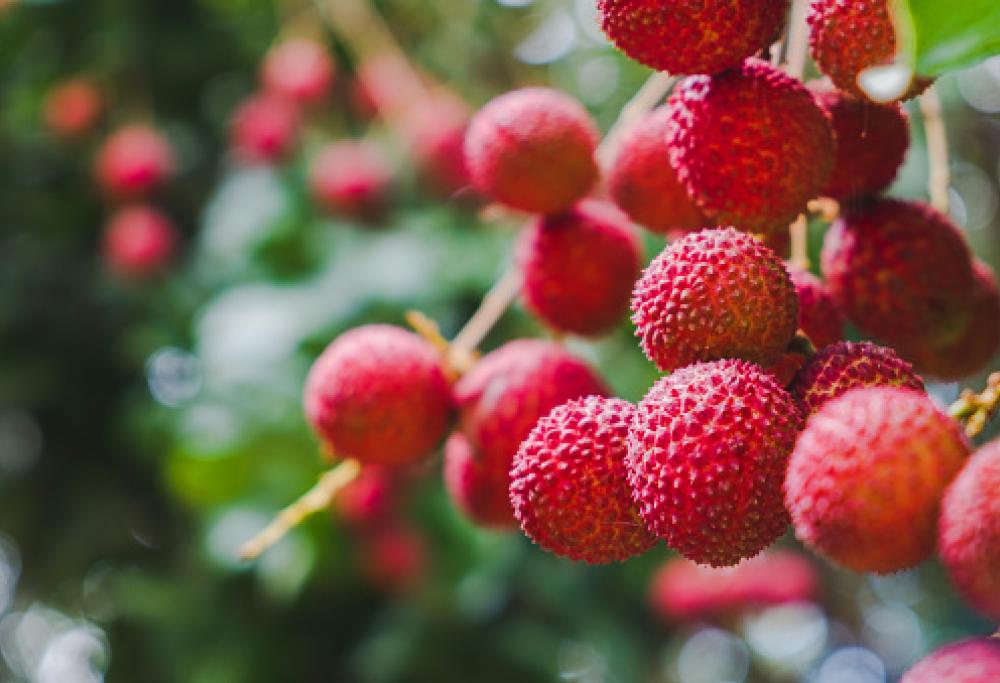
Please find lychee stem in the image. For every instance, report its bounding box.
[919,85,951,214]
[449,268,522,371]
[948,372,1000,438]
[238,458,362,561]
[783,0,810,79]
[596,71,677,170]
[807,197,840,222]
[790,214,809,270]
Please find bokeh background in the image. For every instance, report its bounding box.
[1,0,999,681]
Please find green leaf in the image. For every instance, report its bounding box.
[898,0,1000,76]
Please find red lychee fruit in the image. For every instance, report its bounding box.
[649,550,819,621]
[631,228,798,373]
[303,325,452,466]
[607,107,705,236]
[94,125,175,200]
[788,267,843,350]
[464,88,599,214]
[308,141,394,221]
[938,439,1000,621]
[808,0,932,103]
[359,521,428,594]
[449,340,607,528]
[899,261,1000,381]
[102,204,179,279]
[628,359,800,567]
[398,92,472,198]
[334,465,398,528]
[518,200,641,336]
[43,78,102,139]
[229,93,299,164]
[812,85,909,201]
[901,638,1000,683]
[785,386,969,574]
[666,59,835,233]
[596,0,789,75]
[261,38,335,106]
[821,198,975,349]
[510,396,657,563]
[789,341,923,415]
[443,432,513,529]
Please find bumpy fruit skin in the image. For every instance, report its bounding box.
[649,550,818,621]
[102,205,178,279]
[790,341,923,415]
[229,94,299,164]
[261,39,335,106]
[596,0,789,75]
[464,88,599,214]
[308,141,394,221]
[808,0,932,102]
[518,200,641,336]
[785,386,969,574]
[628,360,800,567]
[667,59,835,233]
[901,639,1000,683]
[631,228,798,372]
[94,125,175,199]
[303,325,452,466]
[443,432,514,529]
[788,267,843,350]
[43,78,102,139]
[821,198,975,348]
[449,340,607,527]
[510,396,657,563]
[812,86,909,201]
[938,440,1000,621]
[607,107,705,236]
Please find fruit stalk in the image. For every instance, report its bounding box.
[948,371,1000,438]
[919,86,951,213]
[449,268,522,371]
[783,0,810,78]
[596,71,676,169]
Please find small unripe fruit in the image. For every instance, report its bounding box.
[102,204,178,279]
[785,386,969,574]
[464,88,599,214]
[812,85,909,201]
[43,78,102,139]
[788,267,843,350]
[667,59,835,233]
[261,38,335,106]
[901,638,1000,683]
[303,325,452,466]
[596,0,789,75]
[510,396,657,563]
[229,94,299,164]
[443,433,513,529]
[607,107,705,236]
[821,198,975,349]
[94,125,175,199]
[628,360,800,567]
[808,0,932,102]
[308,141,394,221]
[631,228,798,372]
[790,341,923,415]
[938,439,1000,621]
[518,200,641,336]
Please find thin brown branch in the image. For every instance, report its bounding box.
[449,268,522,372]
[919,85,951,214]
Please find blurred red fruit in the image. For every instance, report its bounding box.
[308,141,394,221]
[443,432,513,529]
[788,267,843,350]
[43,78,102,139]
[398,93,472,198]
[102,204,178,279]
[261,38,335,106]
[229,94,299,164]
[94,125,175,200]
[334,466,398,528]
[901,638,1000,683]
[359,522,428,594]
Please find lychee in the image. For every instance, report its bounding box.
[510,396,657,563]
[102,205,178,279]
[94,125,175,199]
[43,78,102,139]
[359,521,428,594]
[443,432,514,529]
[607,107,705,236]
[303,325,452,466]
[788,267,843,350]
[398,92,472,198]
[789,341,923,415]
[785,386,970,574]
[821,198,975,349]
[901,638,1000,683]
[518,200,641,336]
[596,0,789,75]
[334,465,399,528]
[229,93,300,164]
[308,140,394,221]
[938,439,1000,621]
[631,228,798,373]
[261,38,335,106]
[628,360,801,567]
[464,88,599,214]
[666,59,835,233]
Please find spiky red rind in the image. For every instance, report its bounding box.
[510,396,657,563]
[628,360,800,567]
[443,433,518,529]
[785,386,970,574]
[901,639,1000,683]
[788,267,844,350]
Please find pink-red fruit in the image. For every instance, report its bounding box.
[596,0,789,75]
[518,200,641,336]
[303,325,452,466]
[261,39,335,106]
[628,360,800,567]
[398,92,472,197]
[901,638,1000,683]
[443,432,513,529]
[788,267,843,350]
[309,141,394,221]
[785,386,969,574]
[464,88,598,214]
[43,78,102,138]
[631,228,798,372]
[229,94,299,164]
[359,522,428,594]
[510,396,657,563]
[94,125,175,199]
[667,59,835,233]
[102,205,178,279]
